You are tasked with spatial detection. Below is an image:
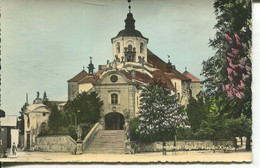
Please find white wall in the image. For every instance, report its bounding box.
[112,36,148,62]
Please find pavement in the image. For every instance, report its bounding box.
[0,149,252,163]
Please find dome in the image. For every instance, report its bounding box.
[111,12,148,41]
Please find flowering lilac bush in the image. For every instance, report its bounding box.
[223,34,251,99]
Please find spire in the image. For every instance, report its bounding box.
[167,55,171,64]
[128,0,131,13]
[167,55,172,73]
[26,93,28,104]
[87,56,95,75]
[125,0,135,30]
[43,91,47,100]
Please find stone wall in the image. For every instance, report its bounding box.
[34,135,76,153]
[134,140,235,153]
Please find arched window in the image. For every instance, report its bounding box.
[128,44,132,52]
[140,42,144,53]
[27,116,30,128]
[111,94,118,104]
[116,42,120,53]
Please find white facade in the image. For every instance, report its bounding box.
[24,104,50,150]
[112,37,148,62]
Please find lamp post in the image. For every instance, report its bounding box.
[75,110,80,127]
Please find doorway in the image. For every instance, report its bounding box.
[26,131,30,149]
[105,112,124,130]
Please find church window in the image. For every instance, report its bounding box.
[110,75,118,83]
[116,42,120,53]
[111,94,118,104]
[140,42,144,53]
[42,112,46,117]
[128,44,132,52]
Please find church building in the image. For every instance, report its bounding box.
[68,1,202,131]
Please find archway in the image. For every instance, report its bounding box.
[105,112,125,130]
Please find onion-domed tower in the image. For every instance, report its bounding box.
[111,0,148,63]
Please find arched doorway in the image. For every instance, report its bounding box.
[105,112,124,130]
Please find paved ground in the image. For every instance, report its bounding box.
[0,150,252,163]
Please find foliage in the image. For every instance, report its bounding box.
[186,92,209,132]
[17,103,29,135]
[222,33,251,99]
[63,91,103,125]
[200,0,252,150]
[202,0,251,96]
[135,84,189,143]
[39,91,103,140]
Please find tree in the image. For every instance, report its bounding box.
[63,91,103,125]
[17,102,29,136]
[39,91,103,140]
[137,84,189,154]
[202,0,251,95]
[186,92,209,133]
[201,0,252,150]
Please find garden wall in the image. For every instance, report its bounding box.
[134,140,235,153]
[34,135,76,153]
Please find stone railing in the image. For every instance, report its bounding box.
[82,122,101,151]
[34,135,76,153]
[133,140,235,153]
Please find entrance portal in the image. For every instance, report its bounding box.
[105,112,124,130]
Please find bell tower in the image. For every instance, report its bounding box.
[111,0,148,63]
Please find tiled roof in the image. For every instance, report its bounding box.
[68,70,88,82]
[147,49,190,81]
[183,71,201,82]
[78,76,99,84]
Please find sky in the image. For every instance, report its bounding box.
[0,0,217,116]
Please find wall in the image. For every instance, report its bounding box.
[0,128,7,157]
[95,71,137,119]
[11,129,19,147]
[34,135,76,153]
[112,37,148,62]
[190,82,202,99]
[134,140,235,153]
[24,108,50,150]
[79,83,93,93]
[68,82,79,100]
[181,81,191,106]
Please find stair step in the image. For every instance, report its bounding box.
[85,129,126,154]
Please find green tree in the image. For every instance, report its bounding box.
[201,0,252,150]
[17,102,29,136]
[186,92,209,132]
[137,84,189,154]
[63,91,103,125]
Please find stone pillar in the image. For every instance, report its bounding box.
[76,140,83,155]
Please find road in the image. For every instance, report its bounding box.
[0,150,252,163]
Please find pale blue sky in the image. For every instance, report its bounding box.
[1,0,216,115]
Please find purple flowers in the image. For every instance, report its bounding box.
[223,34,251,99]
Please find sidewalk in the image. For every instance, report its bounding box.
[0,150,252,163]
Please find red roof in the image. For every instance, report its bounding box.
[68,70,88,82]
[78,76,97,84]
[183,71,201,82]
[147,49,190,81]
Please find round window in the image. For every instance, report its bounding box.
[110,75,118,83]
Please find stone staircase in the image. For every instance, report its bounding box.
[85,130,125,154]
